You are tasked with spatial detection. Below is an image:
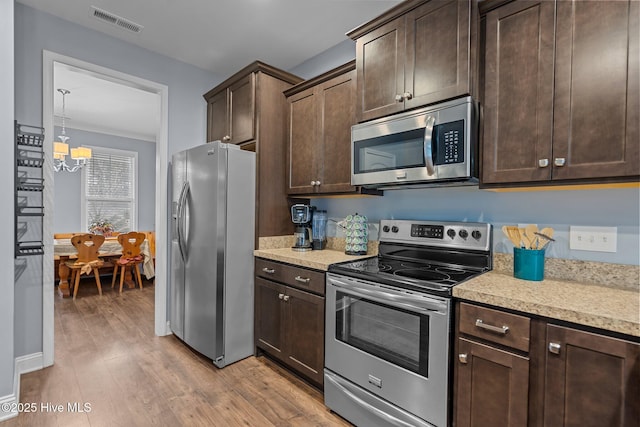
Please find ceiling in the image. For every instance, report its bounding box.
[25,0,402,142]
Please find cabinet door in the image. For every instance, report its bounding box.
[228,73,255,145]
[285,286,325,386]
[481,0,555,184]
[456,338,529,427]
[544,324,640,427]
[287,86,319,194]
[404,0,471,110]
[552,0,639,180]
[355,17,406,122]
[207,89,228,143]
[317,69,357,194]
[254,277,285,361]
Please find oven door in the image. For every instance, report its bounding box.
[325,273,451,427]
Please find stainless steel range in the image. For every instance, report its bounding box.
[324,219,492,427]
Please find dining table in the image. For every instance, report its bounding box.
[54,237,155,298]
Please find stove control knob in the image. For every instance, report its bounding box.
[472,230,482,240]
[382,225,390,233]
[447,229,456,239]
[459,229,469,239]
[391,226,399,233]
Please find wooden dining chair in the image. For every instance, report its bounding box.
[111,231,146,294]
[64,234,106,300]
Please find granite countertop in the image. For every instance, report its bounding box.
[254,247,374,271]
[454,270,640,338]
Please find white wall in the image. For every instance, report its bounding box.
[0,0,15,397]
[13,3,221,358]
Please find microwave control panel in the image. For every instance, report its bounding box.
[434,120,465,165]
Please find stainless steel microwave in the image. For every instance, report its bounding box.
[351,96,478,188]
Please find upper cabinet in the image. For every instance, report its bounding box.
[481,0,639,185]
[285,62,357,195]
[204,62,302,239]
[206,73,255,145]
[348,0,477,123]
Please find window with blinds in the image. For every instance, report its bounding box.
[82,147,138,233]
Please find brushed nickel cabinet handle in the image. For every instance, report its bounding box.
[475,319,509,335]
[538,159,549,168]
[459,353,468,364]
[395,94,403,102]
[554,158,566,167]
[283,295,290,302]
[294,276,311,284]
[548,342,561,354]
[222,135,231,142]
[278,293,284,300]
[262,267,275,274]
[403,92,413,100]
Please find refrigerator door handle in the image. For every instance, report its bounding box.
[177,181,190,261]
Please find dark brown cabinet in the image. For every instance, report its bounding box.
[543,324,640,427]
[206,73,255,145]
[285,62,356,195]
[204,62,302,240]
[455,302,531,427]
[348,0,476,122]
[456,338,529,427]
[481,0,639,185]
[254,258,325,386]
[455,301,640,427]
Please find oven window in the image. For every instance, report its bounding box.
[353,128,425,174]
[335,291,429,377]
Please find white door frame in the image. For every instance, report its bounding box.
[42,51,170,367]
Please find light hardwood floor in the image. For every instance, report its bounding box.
[4,277,351,426]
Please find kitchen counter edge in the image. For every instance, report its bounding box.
[453,271,640,338]
[254,248,375,272]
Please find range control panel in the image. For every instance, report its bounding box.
[380,219,492,252]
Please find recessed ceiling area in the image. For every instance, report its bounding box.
[53,62,161,142]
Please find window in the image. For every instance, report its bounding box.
[82,147,138,233]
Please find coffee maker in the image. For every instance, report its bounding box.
[291,204,313,251]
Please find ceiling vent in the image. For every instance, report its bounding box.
[90,6,144,34]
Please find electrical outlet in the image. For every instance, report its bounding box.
[569,226,617,252]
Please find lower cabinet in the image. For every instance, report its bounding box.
[456,338,529,427]
[254,258,325,386]
[543,324,640,427]
[455,302,640,427]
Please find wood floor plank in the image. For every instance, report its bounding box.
[6,277,349,426]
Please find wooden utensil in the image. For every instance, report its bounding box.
[524,224,539,249]
[518,227,530,248]
[536,227,555,249]
[502,225,522,247]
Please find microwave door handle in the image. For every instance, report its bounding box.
[423,115,436,176]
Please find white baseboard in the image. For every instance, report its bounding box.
[0,353,44,422]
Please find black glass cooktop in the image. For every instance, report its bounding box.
[329,256,485,297]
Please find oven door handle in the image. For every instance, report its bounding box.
[325,372,423,427]
[423,114,436,176]
[329,277,447,314]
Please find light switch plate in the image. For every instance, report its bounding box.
[569,226,617,252]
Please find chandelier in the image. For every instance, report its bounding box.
[53,88,92,173]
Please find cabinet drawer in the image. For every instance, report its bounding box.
[255,258,325,295]
[459,303,530,352]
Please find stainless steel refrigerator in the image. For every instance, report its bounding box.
[170,141,255,368]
